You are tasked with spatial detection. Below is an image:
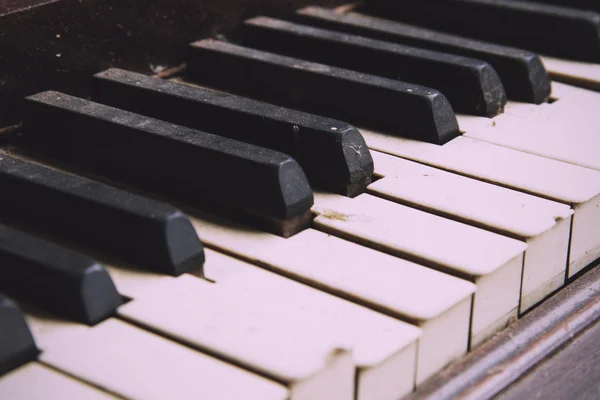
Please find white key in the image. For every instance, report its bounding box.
[109,269,355,400]
[312,191,525,347]
[543,56,600,91]
[0,363,118,400]
[362,130,600,278]
[26,313,288,400]
[191,213,475,384]
[110,249,421,400]
[203,250,421,400]
[368,151,573,314]
[460,82,600,171]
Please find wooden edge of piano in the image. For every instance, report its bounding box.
[408,260,600,399]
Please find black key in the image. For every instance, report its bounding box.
[187,39,460,145]
[92,68,373,197]
[240,16,506,117]
[362,0,600,62]
[0,155,205,276]
[21,92,314,237]
[0,294,38,376]
[519,0,600,14]
[0,224,122,325]
[294,7,551,104]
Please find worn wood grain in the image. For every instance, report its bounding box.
[405,263,600,400]
[494,317,600,400]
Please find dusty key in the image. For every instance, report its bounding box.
[0,155,204,276]
[92,68,373,196]
[311,191,526,347]
[201,250,420,400]
[191,212,475,384]
[362,0,600,62]
[108,249,421,400]
[0,224,122,325]
[187,39,460,145]
[26,314,289,400]
[460,82,600,171]
[368,151,573,313]
[21,92,314,237]
[0,295,38,376]
[240,17,506,116]
[0,363,119,400]
[294,6,551,104]
[361,130,600,279]
[542,56,600,91]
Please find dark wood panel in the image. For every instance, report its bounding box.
[0,0,346,128]
[494,317,600,400]
[0,0,57,15]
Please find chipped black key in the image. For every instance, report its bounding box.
[92,68,373,196]
[240,16,506,116]
[0,224,122,325]
[294,7,551,104]
[0,155,205,276]
[362,0,600,62]
[21,92,314,237]
[0,295,38,376]
[187,39,460,145]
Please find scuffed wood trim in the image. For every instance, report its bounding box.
[406,263,600,400]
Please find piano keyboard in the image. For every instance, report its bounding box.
[2,1,600,399]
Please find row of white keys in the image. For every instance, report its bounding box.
[311,190,526,347]
[191,214,475,385]
[459,82,600,171]
[361,127,600,279]
[201,250,420,400]
[368,150,573,314]
[542,56,600,92]
[25,312,288,400]
[0,363,119,400]
[108,248,421,400]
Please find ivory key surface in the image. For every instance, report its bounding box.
[108,249,422,400]
[202,249,421,400]
[312,191,526,347]
[543,57,600,91]
[460,82,600,171]
[0,363,118,400]
[369,150,573,314]
[362,130,600,278]
[26,314,289,400]
[191,213,475,384]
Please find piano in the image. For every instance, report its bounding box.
[1,0,600,399]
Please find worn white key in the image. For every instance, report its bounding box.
[109,249,421,400]
[362,130,600,278]
[543,56,600,91]
[312,191,525,347]
[110,270,356,400]
[203,250,421,400]
[369,151,573,313]
[460,82,600,171]
[0,363,118,400]
[26,313,288,400]
[191,213,475,384]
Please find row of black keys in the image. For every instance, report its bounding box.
[2,0,600,377]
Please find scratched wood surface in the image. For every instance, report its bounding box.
[494,317,600,400]
[405,263,600,400]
